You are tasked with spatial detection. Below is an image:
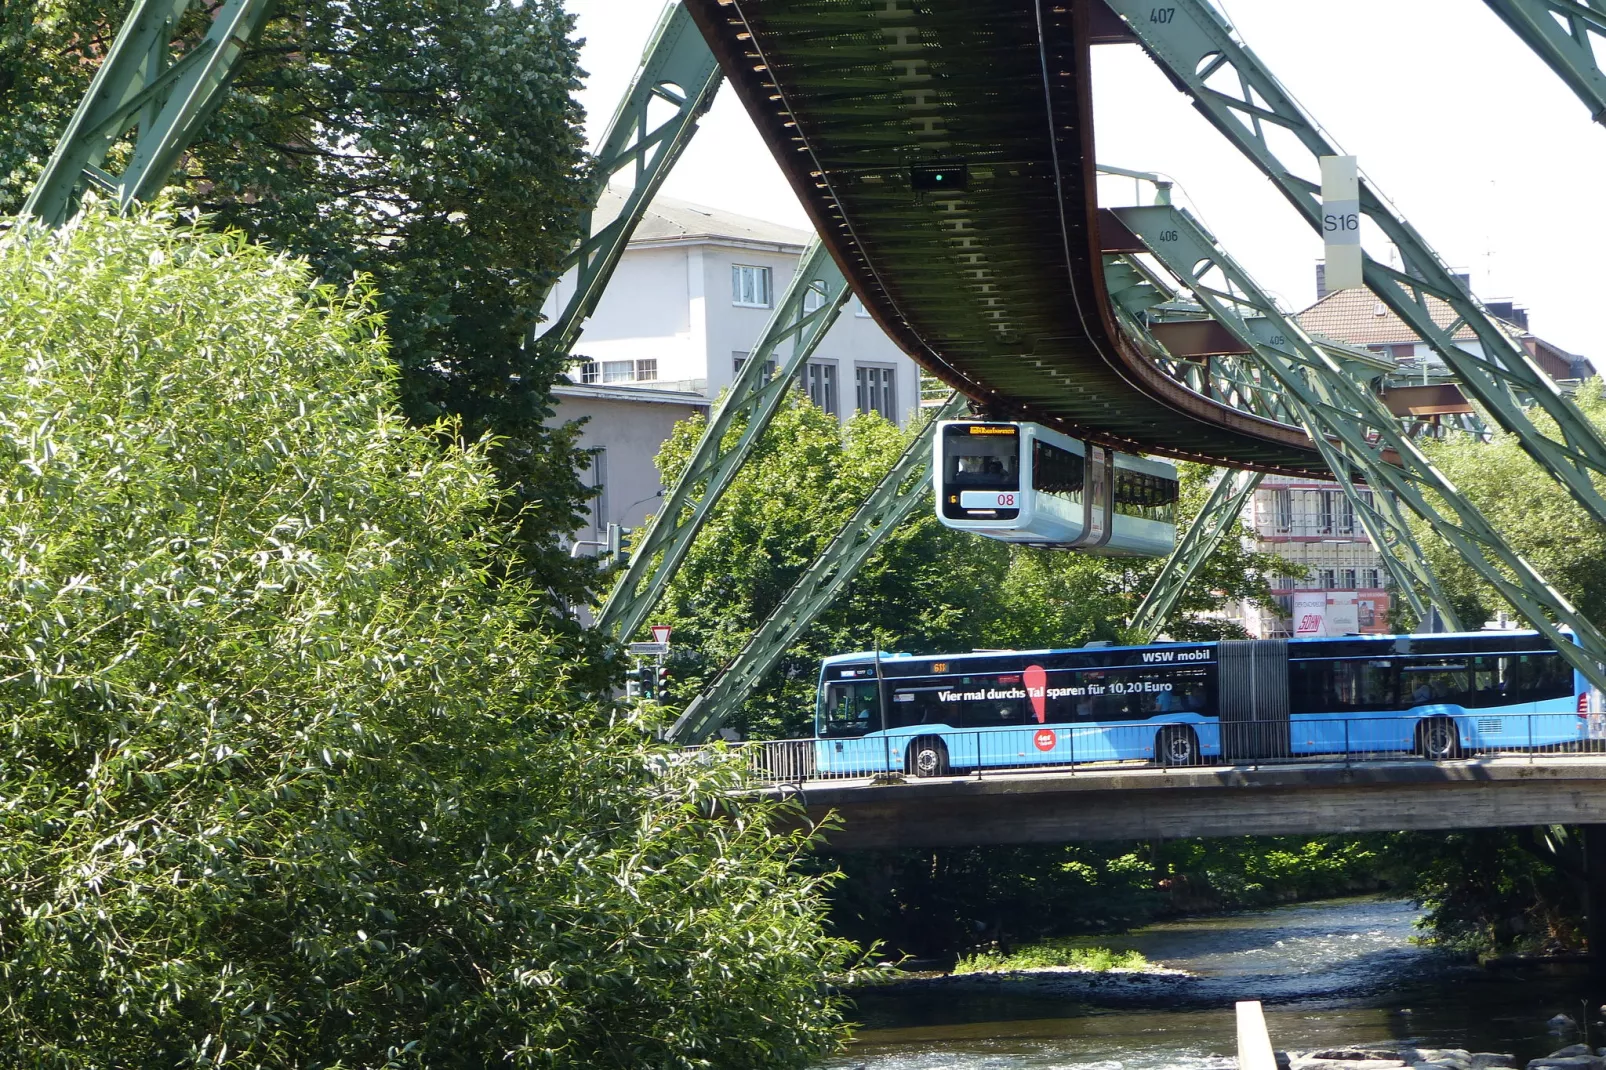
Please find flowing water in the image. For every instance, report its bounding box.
[824,897,1606,1070]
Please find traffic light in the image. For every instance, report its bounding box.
[637,662,657,700]
[656,663,671,702]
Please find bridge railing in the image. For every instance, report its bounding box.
[716,711,1606,785]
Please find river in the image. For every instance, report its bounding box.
[824,897,1606,1070]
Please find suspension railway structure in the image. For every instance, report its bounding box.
[19,0,1606,746]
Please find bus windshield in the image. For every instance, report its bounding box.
[820,680,881,737]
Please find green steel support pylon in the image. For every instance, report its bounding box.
[1103,0,1606,528]
[534,0,722,353]
[1129,468,1262,642]
[22,0,273,226]
[598,240,851,640]
[1116,203,1605,690]
[668,393,968,745]
[1484,0,1606,124]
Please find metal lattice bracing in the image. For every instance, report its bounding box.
[1116,203,1606,692]
[535,2,723,354]
[669,393,968,744]
[1128,468,1262,642]
[1485,0,1606,124]
[22,0,272,227]
[599,239,851,639]
[1102,0,1606,527]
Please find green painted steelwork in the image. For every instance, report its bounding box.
[1128,468,1262,642]
[686,0,1323,475]
[599,239,850,640]
[1103,0,1606,527]
[535,1,722,354]
[1116,204,1601,688]
[668,393,968,745]
[1485,0,1606,124]
[22,0,272,227]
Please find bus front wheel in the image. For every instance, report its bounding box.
[1417,717,1462,761]
[908,737,951,778]
[1157,725,1199,767]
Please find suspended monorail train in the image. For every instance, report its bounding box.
[934,420,1179,556]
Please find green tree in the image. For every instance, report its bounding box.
[0,206,851,1068]
[1407,388,1606,628]
[2,0,598,612]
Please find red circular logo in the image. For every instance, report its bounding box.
[1034,728,1056,752]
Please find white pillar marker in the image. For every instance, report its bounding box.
[1320,155,1362,291]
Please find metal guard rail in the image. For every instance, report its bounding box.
[703,711,1606,786]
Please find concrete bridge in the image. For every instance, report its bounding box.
[769,757,1606,851]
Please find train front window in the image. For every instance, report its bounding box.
[943,425,1019,490]
[821,681,882,737]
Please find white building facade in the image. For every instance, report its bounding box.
[544,193,924,549]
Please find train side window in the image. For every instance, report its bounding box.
[1033,439,1084,498]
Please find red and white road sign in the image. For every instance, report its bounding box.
[650,625,672,645]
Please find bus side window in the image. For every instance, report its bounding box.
[1515,653,1571,702]
[1470,655,1510,708]
[963,698,1031,728]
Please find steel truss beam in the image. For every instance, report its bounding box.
[1103,0,1606,528]
[599,239,851,639]
[23,0,271,227]
[1484,0,1606,124]
[1116,204,1605,689]
[1129,468,1263,642]
[668,393,968,745]
[535,1,722,353]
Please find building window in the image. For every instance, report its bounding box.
[804,362,837,415]
[1340,568,1356,590]
[1318,491,1335,534]
[855,365,897,420]
[732,264,772,308]
[854,297,872,318]
[802,281,828,315]
[1363,568,1381,589]
[1318,569,1336,590]
[1272,488,1292,532]
[733,351,776,381]
[1336,492,1354,535]
[579,358,656,384]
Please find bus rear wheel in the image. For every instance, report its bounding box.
[1417,717,1462,760]
[908,737,951,778]
[1157,725,1199,767]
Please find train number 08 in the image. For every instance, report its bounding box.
[996,493,1016,507]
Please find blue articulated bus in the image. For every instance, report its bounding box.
[813,632,1597,777]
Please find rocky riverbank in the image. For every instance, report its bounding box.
[1280,1043,1606,1070]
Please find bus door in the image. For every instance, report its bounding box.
[1218,639,1290,759]
[819,680,883,756]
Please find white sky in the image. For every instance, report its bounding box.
[566,1,1605,359]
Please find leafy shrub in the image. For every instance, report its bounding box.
[0,205,851,1068]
